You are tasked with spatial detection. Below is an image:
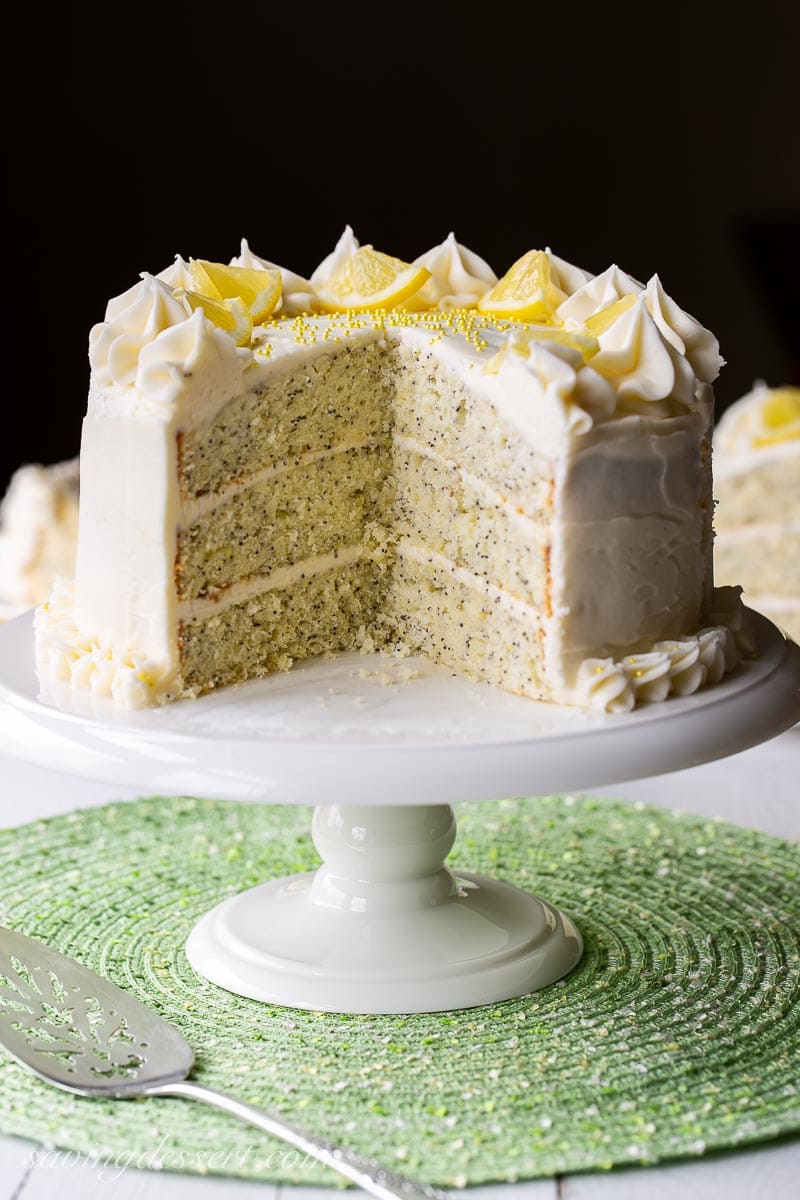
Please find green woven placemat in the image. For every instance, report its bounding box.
[0,795,798,1187]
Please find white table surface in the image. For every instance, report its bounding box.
[0,730,798,1199]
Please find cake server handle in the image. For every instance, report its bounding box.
[148,1079,449,1200]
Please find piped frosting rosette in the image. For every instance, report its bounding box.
[575,614,741,714]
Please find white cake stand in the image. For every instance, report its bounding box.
[1,610,798,1015]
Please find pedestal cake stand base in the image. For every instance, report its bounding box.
[186,804,582,1013]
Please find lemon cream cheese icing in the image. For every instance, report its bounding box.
[35,231,744,712]
[714,382,800,642]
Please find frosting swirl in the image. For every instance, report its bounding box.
[157,255,194,291]
[485,332,616,432]
[696,627,735,682]
[135,308,250,407]
[311,225,360,286]
[557,264,643,327]
[644,275,723,383]
[621,651,672,703]
[589,295,696,408]
[576,658,635,713]
[90,275,250,405]
[35,578,174,708]
[652,637,706,695]
[90,275,191,388]
[545,247,593,296]
[408,233,497,310]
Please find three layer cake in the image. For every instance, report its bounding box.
[35,230,745,712]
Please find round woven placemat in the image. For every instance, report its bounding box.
[0,794,798,1187]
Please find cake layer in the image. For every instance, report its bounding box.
[177,557,385,695]
[715,523,800,596]
[179,340,392,498]
[391,437,549,609]
[381,541,548,699]
[714,454,800,528]
[391,343,555,500]
[177,444,390,600]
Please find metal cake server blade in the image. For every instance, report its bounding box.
[0,926,449,1200]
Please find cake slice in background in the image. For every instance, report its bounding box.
[714,382,800,641]
[0,460,79,622]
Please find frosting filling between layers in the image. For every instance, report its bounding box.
[176,545,369,621]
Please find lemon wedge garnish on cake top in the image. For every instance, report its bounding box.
[179,290,253,346]
[189,260,282,324]
[754,387,800,446]
[524,325,599,360]
[477,250,565,322]
[583,292,639,337]
[315,246,431,312]
[484,326,599,375]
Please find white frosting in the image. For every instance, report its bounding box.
[310,226,360,286]
[548,403,719,702]
[100,258,194,324]
[135,308,250,410]
[651,637,706,695]
[484,330,616,432]
[575,659,635,713]
[697,626,736,681]
[157,255,195,291]
[89,275,252,420]
[704,585,757,656]
[545,248,593,296]
[231,238,316,316]
[619,651,673,703]
[573,618,739,713]
[644,275,723,383]
[408,233,497,310]
[35,578,175,707]
[589,296,697,409]
[90,275,192,388]
[557,264,643,327]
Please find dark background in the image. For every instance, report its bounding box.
[4,3,798,497]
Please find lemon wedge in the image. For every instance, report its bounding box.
[477,250,563,322]
[189,260,282,324]
[584,293,639,337]
[180,289,253,346]
[525,326,599,360]
[315,246,431,312]
[755,387,800,446]
[484,327,599,375]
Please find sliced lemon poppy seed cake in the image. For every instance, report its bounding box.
[35,228,748,713]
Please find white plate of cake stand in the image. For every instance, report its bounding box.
[1,609,798,1016]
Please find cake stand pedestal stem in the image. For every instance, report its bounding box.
[309,803,459,914]
[186,801,583,1014]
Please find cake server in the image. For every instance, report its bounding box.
[0,926,448,1200]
